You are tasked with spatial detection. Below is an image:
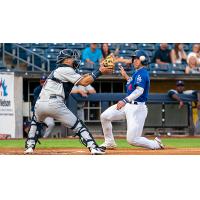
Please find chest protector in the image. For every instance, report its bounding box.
[48,64,74,100]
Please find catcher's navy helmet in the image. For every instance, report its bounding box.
[131,50,150,65]
[57,49,81,69]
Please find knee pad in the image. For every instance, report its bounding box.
[26,114,44,148]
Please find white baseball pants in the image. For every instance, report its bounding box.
[43,117,55,138]
[100,103,161,149]
[28,97,78,138]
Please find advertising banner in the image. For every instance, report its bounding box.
[0,72,16,137]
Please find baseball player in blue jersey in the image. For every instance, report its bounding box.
[24,49,112,155]
[100,50,164,150]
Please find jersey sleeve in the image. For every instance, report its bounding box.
[85,84,94,91]
[183,90,195,95]
[56,67,83,85]
[33,86,41,101]
[134,71,147,89]
[168,89,177,97]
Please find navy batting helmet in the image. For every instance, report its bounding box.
[40,75,47,81]
[56,49,81,69]
[131,50,150,65]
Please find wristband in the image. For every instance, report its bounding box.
[122,97,130,104]
[91,69,102,80]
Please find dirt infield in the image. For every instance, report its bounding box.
[1,147,200,155]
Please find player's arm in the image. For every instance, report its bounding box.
[119,66,130,81]
[115,57,132,64]
[85,85,96,94]
[170,49,176,64]
[168,90,184,109]
[71,86,88,97]
[117,86,144,110]
[156,58,168,65]
[185,66,190,74]
[77,64,113,86]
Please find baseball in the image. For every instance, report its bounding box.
[167,132,171,136]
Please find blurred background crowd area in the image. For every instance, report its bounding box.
[0,43,200,75]
[0,43,200,136]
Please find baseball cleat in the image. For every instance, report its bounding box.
[24,147,34,154]
[100,142,117,150]
[90,147,106,155]
[155,137,164,149]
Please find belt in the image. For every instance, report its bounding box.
[131,101,145,105]
[38,95,63,100]
[49,95,57,99]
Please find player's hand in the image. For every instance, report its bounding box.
[80,92,88,97]
[86,60,95,64]
[179,100,184,109]
[197,102,200,110]
[116,100,126,110]
[119,66,129,80]
[99,64,113,74]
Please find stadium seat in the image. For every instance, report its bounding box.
[79,62,95,73]
[118,49,132,58]
[17,43,31,48]
[31,43,48,49]
[138,43,155,51]
[183,44,190,51]
[171,63,186,74]
[48,43,66,49]
[188,43,194,51]
[45,54,57,70]
[107,43,117,51]
[149,63,170,73]
[114,62,133,74]
[45,48,60,54]
[120,43,137,51]
[66,43,85,50]
[13,47,28,60]
[4,43,13,54]
[30,48,45,55]
[49,60,57,71]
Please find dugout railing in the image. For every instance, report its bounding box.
[67,93,198,135]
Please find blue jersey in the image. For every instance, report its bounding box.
[126,67,150,102]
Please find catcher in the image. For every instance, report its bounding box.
[24,48,113,155]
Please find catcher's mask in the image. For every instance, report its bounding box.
[131,50,149,65]
[56,49,81,69]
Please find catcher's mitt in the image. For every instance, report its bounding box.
[102,54,115,69]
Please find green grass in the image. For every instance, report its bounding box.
[1,138,200,149]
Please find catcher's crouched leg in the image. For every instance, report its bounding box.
[24,116,46,154]
[71,118,105,155]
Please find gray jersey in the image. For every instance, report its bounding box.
[40,67,82,99]
[168,89,195,96]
